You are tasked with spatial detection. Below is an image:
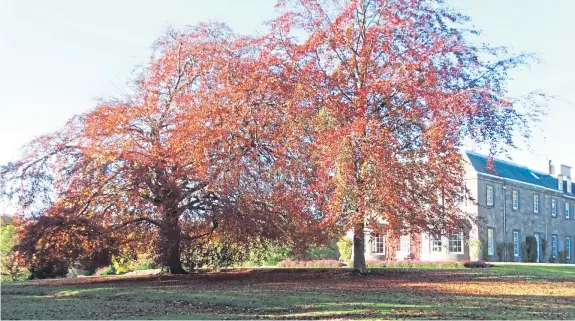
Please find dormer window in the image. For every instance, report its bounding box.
[568,182,572,194]
[558,175,563,191]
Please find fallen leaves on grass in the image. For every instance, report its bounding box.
[2,269,575,320]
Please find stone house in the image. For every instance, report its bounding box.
[353,151,575,263]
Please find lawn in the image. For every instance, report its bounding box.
[1,266,574,320]
[489,263,575,276]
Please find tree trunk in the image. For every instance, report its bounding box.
[353,221,367,274]
[159,219,187,274]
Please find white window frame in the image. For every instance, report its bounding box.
[486,186,494,206]
[487,228,494,256]
[552,235,558,258]
[371,233,386,255]
[430,236,442,253]
[512,191,519,210]
[448,232,463,254]
[513,231,520,257]
[566,203,571,219]
[533,195,539,213]
[566,238,571,260]
[552,199,557,217]
[399,234,410,253]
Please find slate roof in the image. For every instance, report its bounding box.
[465,151,575,196]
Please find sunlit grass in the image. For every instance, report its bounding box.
[2,266,574,320]
[491,263,575,275]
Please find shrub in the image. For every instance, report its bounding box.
[352,260,465,269]
[496,242,515,262]
[462,260,492,268]
[466,239,483,259]
[248,242,293,266]
[386,260,463,269]
[307,240,340,260]
[366,260,386,268]
[99,265,116,276]
[345,260,387,268]
[182,240,251,271]
[336,237,352,263]
[520,236,538,262]
[135,262,158,270]
[112,256,132,274]
[557,250,568,263]
[28,260,68,279]
[276,260,342,268]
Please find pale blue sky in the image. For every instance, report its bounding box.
[0,0,574,175]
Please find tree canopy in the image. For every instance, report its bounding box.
[260,0,541,272]
[0,0,541,274]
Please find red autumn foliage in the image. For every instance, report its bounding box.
[1,24,324,273]
[264,0,542,272]
[1,0,542,274]
[276,259,343,268]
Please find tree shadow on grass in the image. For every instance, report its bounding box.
[2,268,574,320]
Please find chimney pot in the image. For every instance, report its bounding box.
[549,160,556,176]
[560,164,571,178]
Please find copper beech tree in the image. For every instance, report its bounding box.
[265,0,542,272]
[1,24,322,274]
[1,0,542,275]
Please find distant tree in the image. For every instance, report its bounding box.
[1,216,24,280]
[267,0,543,272]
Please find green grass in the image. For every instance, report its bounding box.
[490,263,575,276]
[2,266,574,320]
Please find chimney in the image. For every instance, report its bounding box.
[549,160,556,176]
[560,164,571,178]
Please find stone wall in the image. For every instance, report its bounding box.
[477,174,575,263]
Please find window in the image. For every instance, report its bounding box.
[448,232,463,254]
[371,234,385,254]
[552,199,557,217]
[513,231,520,257]
[486,186,494,206]
[568,182,572,194]
[487,228,495,256]
[566,203,571,219]
[552,235,558,258]
[566,238,572,260]
[431,236,442,253]
[533,195,539,213]
[512,191,519,210]
[400,235,410,252]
